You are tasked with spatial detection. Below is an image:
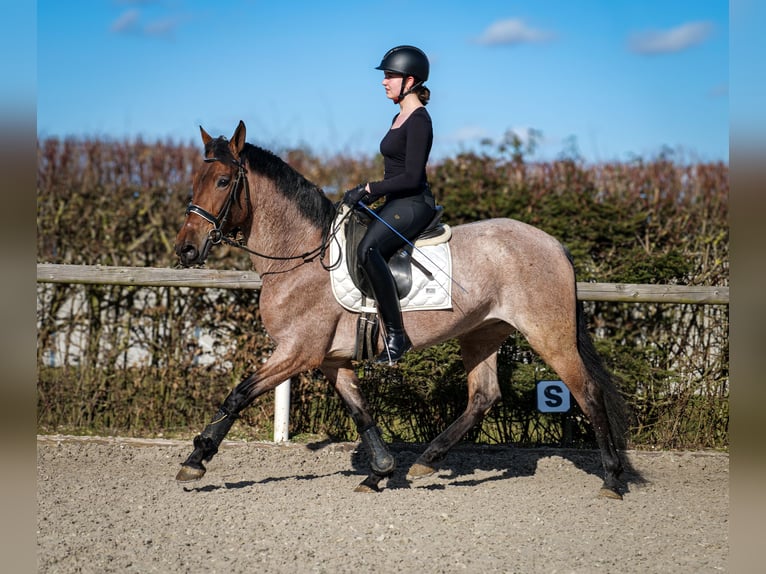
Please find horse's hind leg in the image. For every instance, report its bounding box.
[559,363,625,498]
[525,319,627,499]
[407,329,506,481]
[574,318,629,498]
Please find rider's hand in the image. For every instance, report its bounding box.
[342,184,371,207]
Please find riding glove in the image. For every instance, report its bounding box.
[342,184,371,207]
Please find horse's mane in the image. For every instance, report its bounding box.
[206,137,336,231]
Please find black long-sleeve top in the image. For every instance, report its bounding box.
[368,107,432,199]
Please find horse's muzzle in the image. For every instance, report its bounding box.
[175,243,197,267]
[176,242,205,267]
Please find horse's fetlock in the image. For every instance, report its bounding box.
[360,424,395,476]
[192,434,219,462]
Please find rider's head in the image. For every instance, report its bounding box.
[375,45,430,105]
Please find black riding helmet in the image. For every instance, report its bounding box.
[375,45,429,104]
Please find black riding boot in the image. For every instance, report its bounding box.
[362,249,412,364]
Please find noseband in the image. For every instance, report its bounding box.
[186,157,250,260]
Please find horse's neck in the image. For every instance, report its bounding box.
[244,178,325,275]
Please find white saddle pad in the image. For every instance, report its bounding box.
[329,207,453,314]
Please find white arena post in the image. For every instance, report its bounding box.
[273,379,291,443]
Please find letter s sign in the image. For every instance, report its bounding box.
[536,380,570,413]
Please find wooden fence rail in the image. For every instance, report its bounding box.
[35,263,729,443]
[36,264,730,305]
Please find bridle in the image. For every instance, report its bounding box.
[185,156,250,262]
[184,154,349,272]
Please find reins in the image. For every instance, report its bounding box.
[185,155,349,272]
[220,208,349,273]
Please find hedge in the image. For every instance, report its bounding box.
[37,136,728,449]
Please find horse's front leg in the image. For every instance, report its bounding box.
[322,365,395,492]
[176,349,311,482]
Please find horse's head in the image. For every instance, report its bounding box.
[174,120,251,267]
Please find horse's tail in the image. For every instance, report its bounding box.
[575,299,629,450]
[562,246,630,451]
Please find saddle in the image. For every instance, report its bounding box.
[344,205,450,300]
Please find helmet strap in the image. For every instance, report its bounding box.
[393,77,422,105]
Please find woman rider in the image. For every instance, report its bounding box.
[343,45,437,364]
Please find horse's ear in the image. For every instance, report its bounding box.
[200,126,213,146]
[230,120,246,158]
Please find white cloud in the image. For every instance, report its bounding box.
[628,21,714,55]
[444,125,492,144]
[144,17,183,38]
[110,9,140,34]
[109,7,185,39]
[475,18,554,46]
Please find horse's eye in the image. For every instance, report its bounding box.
[217,177,230,188]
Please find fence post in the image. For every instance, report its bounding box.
[273,379,291,443]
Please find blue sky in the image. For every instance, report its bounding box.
[37,1,729,164]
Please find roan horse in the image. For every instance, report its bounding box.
[174,121,630,498]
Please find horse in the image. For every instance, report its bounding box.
[173,120,630,499]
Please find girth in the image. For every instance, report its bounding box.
[344,205,447,300]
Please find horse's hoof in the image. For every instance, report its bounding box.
[354,474,382,493]
[354,483,379,493]
[598,487,623,500]
[406,462,437,481]
[176,464,206,483]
